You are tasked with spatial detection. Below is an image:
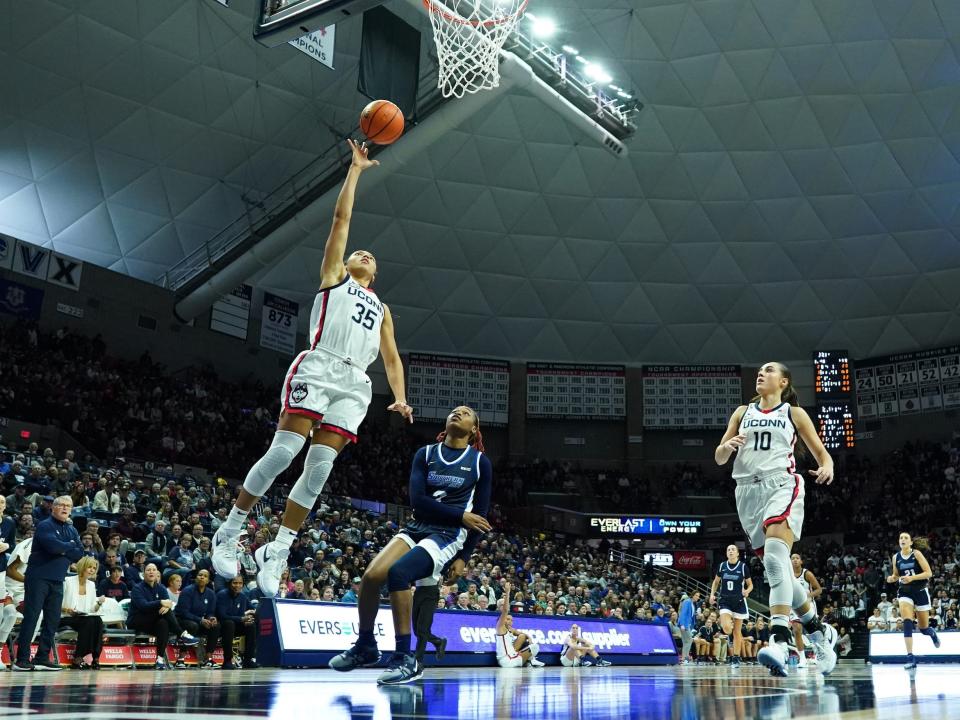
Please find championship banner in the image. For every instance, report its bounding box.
[856,346,960,420]
[406,353,510,426]
[289,24,335,69]
[210,284,252,340]
[642,365,742,429]
[260,291,299,355]
[526,363,626,420]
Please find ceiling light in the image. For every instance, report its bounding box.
[584,63,612,84]
[617,90,632,99]
[574,55,587,64]
[530,16,556,37]
[562,45,579,54]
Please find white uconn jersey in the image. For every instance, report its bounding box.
[307,276,382,371]
[731,402,798,480]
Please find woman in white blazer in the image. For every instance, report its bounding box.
[61,556,106,669]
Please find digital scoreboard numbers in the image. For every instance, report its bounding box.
[406,353,510,427]
[816,403,855,450]
[813,351,851,396]
[642,366,741,429]
[855,346,960,420]
[526,364,626,420]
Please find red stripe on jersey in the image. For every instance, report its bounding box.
[320,423,358,443]
[285,407,324,421]
[282,352,309,412]
[310,290,331,351]
[498,634,520,660]
[757,402,784,415]
[762,474,801,528]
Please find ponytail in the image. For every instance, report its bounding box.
[914,537,929,551]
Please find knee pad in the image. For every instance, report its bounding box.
[242,430,305,497]
[904,619,914,637]
[763,538,793,608]
[792,577,809,609]
[287,444,338,509]
[387,547,435,593]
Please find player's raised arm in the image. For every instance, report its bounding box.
[321,140,379,288]
[496,582,512,634]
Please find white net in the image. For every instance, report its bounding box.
[424,0,528,98]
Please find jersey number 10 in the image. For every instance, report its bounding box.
[753,431,772,451]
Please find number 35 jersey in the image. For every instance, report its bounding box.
[731,403,798,481]
[307,275,383,371]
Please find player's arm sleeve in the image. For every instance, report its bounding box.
[408,447,464,527]
[454,454,493,562]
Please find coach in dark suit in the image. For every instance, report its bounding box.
[13,496,83,671]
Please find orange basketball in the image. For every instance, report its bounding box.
[360,99,404,145]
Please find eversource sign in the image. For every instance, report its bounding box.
[274,601,677,655]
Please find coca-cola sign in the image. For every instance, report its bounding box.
[674,551,707,570]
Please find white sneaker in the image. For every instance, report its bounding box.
[811,624,838,676]
[255,542,288,597]
[758,642,789,677]
[528,658,545,667]
[0,658,6,671]
[212,527,241,580]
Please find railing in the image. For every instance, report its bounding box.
[610,548,770,619]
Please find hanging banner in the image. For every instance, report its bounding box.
[0,277,44,319]
[210,284,252,340]
[289,25,336,69]
[260,291,299,356]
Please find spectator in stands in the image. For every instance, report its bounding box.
[145,521,172,563]
[175,569,219,667]
[166,534,196,579]
[79,532,98,559]
[13,495,83,671]
[93,479,120,514]
[98,565,129,601]
[124,549,147,587]
[98,550,120,584]
[128,563,199,670]
[217,576,258,670]
[340,577,360,604]
[165,573,183,607]
[60,555,106,669]
[31,496,53,524]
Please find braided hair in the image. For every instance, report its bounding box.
[436,408,484,452]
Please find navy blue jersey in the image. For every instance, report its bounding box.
[406,443,492,558]
[716,560,750,599]
[896,550,928,590]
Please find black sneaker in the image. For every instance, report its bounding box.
[12,660,34,672]
[434,637,447,662]
[329,642,381,671]
[33,658,62,672]
[243,658,258,669]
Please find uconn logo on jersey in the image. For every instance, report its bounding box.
[347,285,382,314]
[742,418,787,429]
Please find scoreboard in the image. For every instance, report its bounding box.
[526,363,626,420]
[855,345,960,420]
[642,366,742,429]
[812,350,855,450]
[406,353,510,426]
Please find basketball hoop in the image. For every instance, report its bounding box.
[423,0,528,98]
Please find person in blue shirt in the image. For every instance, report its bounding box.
[216,575,258,669]
[129,563,199,670]
[330,406,492,686]
[340,577,360,604]
[175,569,219,666]
[13,495,83,671]
[678,591,700,665]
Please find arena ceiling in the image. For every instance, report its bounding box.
[2,0,960,365]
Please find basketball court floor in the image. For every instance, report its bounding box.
[0,662,954,720]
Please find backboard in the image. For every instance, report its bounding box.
[253,0,382,47]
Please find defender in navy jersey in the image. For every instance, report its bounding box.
[710,544,754,668]
[211,139,413,595]
[888,532,940,668]
[330,407,492,685]
[716,361,838,677]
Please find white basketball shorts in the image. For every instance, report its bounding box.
[734,471,805,553]
[280,349,372,442]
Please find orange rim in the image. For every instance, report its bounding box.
[423,0,528,28]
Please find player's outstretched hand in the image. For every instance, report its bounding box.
[348,138,380,171]
[462,512,492,533]
[808,465,833,485]
[387,400,414,423]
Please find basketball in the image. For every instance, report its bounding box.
[360,99,404,145]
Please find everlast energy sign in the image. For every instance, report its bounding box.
[588,516,703,537]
